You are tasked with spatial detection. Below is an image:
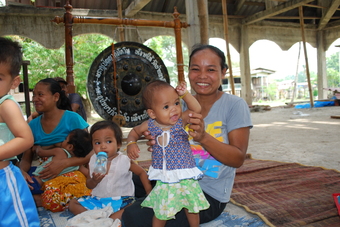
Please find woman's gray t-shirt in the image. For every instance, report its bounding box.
[182,92,252,203]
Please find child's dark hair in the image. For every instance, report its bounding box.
[189,44,228,71]
[67,129,92,157]
[142,80,173,109]
[37,78,72,111]
[0,37,23,77]
[90,121,123,147]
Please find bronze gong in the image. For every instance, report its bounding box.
[87,42,170,127]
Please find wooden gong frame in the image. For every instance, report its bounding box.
[52,1,189,93]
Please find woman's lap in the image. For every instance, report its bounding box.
[41,170,91,212]
[122,174,226,227]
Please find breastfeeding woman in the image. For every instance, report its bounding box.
[19,78,92,212]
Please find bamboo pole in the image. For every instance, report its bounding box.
[299,6,314,107]
[222,0,235,95]
[173,7,185,82]
[197,0,209,44]
[117,0,125,42]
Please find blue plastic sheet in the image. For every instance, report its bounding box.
[295,101,335,109]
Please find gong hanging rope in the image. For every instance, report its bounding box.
[111,42,126,126]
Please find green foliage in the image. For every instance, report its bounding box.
[72,34,113,96]
[12,34,189,98]
[326,52,340,87]
[263,82,278,100]
[144,36,189,86]
[10,34,113,97]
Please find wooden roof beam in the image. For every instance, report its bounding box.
[124,0,151,18]
[318,0,340,30]
[243,0,314,25]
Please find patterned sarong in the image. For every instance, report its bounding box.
[42,170,91,212]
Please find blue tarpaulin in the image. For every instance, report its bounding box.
[295,101,335,109]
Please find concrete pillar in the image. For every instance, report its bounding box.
[240,25,252,105]
[317,30,328,99]
[185,0,201,52]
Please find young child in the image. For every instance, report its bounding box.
[0,37,40,226]
[28,129,93,193]
[68,120,152,220]
[126,80,210,227]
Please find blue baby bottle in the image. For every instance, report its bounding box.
[93,152,108,174]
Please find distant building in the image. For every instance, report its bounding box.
[222,67,276,101]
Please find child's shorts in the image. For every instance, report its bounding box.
[0,162,40,226]
[78,195,135,212]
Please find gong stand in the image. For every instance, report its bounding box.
[52,1,189,94]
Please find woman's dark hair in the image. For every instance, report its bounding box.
[38,78,72,111]
[142,80,173,109]
[189,44,229,71]
[90,120,123,147]
[68,129,92,157]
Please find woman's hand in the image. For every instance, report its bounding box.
[39,159,67,180]
[187,112,206,142]
[142,130,155,152]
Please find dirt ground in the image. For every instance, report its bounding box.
[119,105,340,171]
[248,105,340,171]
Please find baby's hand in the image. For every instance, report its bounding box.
[92,172,105,183]
[127,143,140,160]
[176,81,187,96]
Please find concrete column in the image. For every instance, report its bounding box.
[317,30,328,99]
[185,0,201,52]
[240,25,252,105]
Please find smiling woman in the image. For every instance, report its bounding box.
[19,78,93,212]
[122,44,253,226]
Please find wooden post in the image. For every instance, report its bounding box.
[22,60,31,117]
[222,0,235,95]
[197,0,209,44]
[64,1,75,93]
[173,7,185,82]
[299,6,314,107]
[117,0,125,42]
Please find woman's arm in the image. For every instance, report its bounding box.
[38,150,94,180]
[188,112,250,168]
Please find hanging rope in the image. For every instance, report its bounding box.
[111,42,126,126]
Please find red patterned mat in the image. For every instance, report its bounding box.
[231,155,340,227]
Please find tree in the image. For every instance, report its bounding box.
[144,36,189,86]
[10,34,113,97]
[326,52,340,87]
